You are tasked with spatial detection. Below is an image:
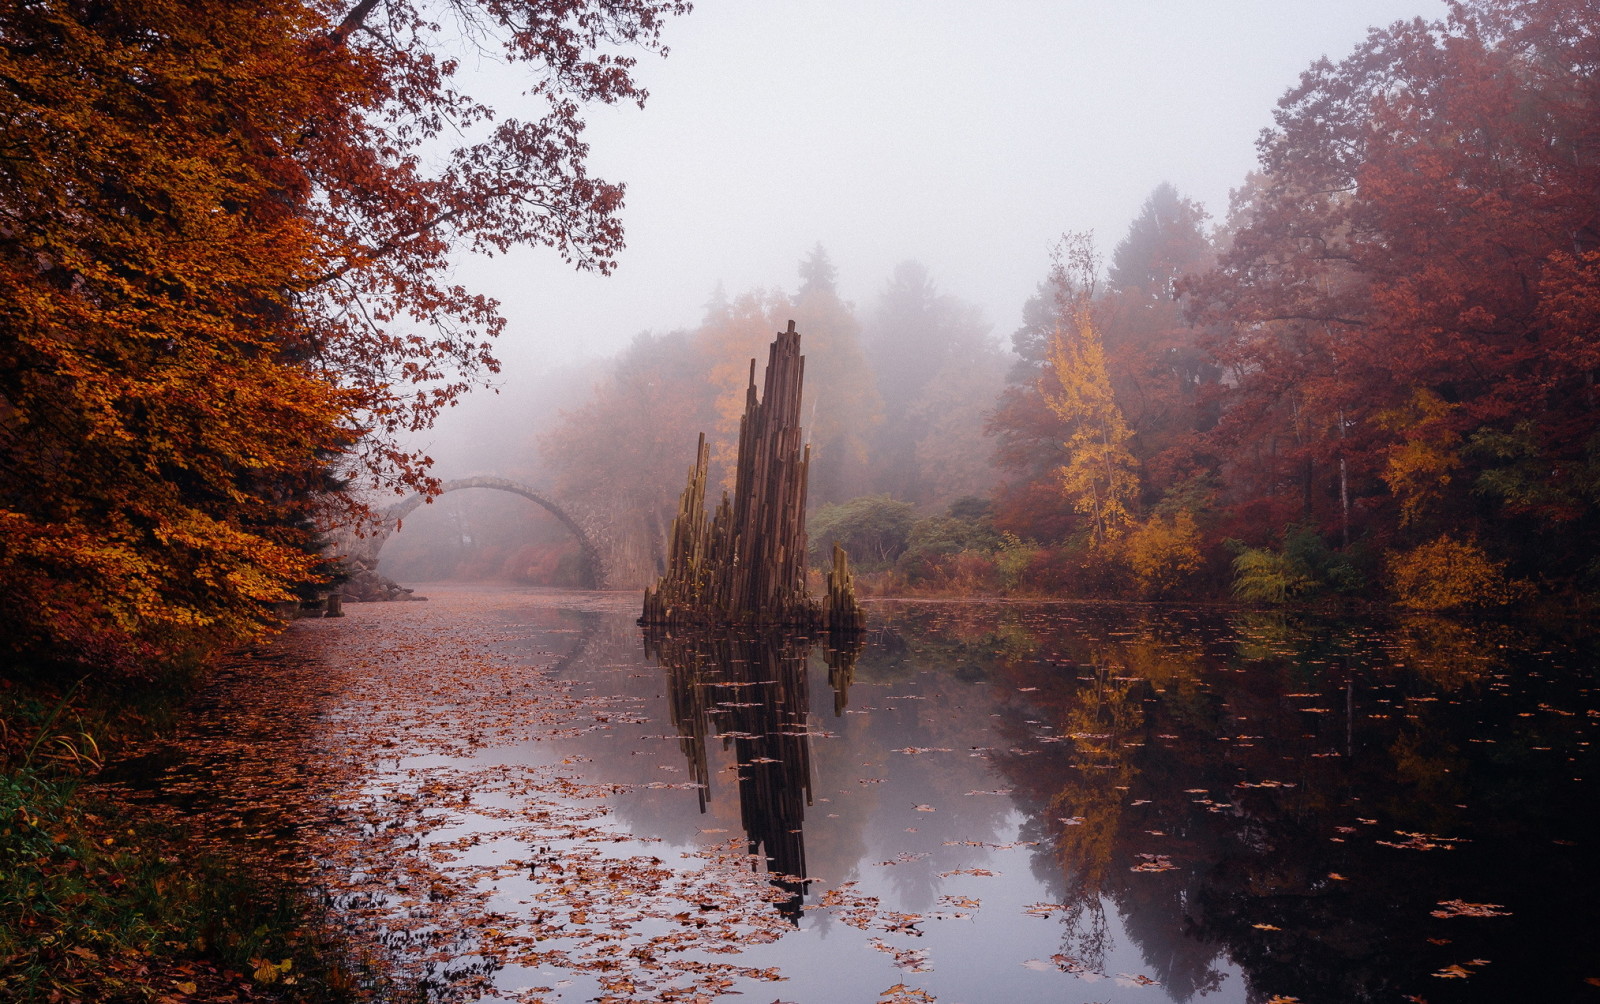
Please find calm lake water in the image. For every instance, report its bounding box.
[124,585,1600,1003]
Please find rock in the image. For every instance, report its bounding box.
[340,563,425,602]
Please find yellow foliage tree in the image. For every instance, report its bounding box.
[1387,535,1527,610]
[1124,510,1203,598]
[1040,236,1140,547]
[1376,388,1462,527]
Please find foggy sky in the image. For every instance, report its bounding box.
[421,0,1447,473]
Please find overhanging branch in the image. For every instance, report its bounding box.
[330,0,383,45]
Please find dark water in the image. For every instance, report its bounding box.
[116,587,1600,1002]
[534,598,1599,1003]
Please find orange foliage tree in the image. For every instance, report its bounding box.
[0,0,687,671]
[1189,0,1600,583]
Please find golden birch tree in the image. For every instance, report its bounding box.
[1040,235,1140,548]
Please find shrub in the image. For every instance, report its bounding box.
[1124,511,1203,599]
[1387,535,1529,610]
[1282,524,1368,594]
[994,533,1037,593]
[808,495,916,570]
[1230,546,1315,605]
[1229,523,1371,605]
[1020,546,1076,593]
[943,550,1001,594]
[905,514,1001,557]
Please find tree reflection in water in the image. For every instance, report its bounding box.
[645,628,861,921]
[169,591,1594,1003]
[960,606,1599,1003]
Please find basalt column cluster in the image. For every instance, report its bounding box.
[640,321,864,631]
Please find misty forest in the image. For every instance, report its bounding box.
[3,1,1598,1003]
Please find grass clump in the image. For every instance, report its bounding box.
[0,670,406,1003]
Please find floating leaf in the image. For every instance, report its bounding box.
[1431,899,1511,919]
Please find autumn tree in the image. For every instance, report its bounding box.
[987,288,1079,542]
[1040,236,1140,548]
[692,289,791,484]
[0,0,688,671]
[540,331,716,586]
[989,192,1216,547]
[1099,184,1219,497]
[788,246,883,505]
[863,261,1006,507]
[1189,0,1600,583]
[541,249,884,581]
[2,0,353,668]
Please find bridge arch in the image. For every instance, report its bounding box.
[373,476,607,589]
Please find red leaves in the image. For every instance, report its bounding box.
[1189,1,1600,563]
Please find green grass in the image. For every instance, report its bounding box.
[0,668,415,1003]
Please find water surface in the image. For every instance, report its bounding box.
[123,585,1600,1003]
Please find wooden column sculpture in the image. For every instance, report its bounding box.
[640,321,864,631]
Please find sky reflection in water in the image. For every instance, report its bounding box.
[384,589,1593,1004]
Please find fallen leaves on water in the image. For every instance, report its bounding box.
[1377,831,1469,851]
[100,600,810,1004]
[1430,899,1510,919]
[1049,953,1092,975]
[875,851,931,867]
[868,938,931,972]
[1433,964,1472,979]
[1022,902,1069,917]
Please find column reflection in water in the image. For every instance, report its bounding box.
[644,628,860,921]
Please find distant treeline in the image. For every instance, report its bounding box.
[415,1,1598,611]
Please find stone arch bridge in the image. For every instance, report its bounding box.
[349,476,609,590]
